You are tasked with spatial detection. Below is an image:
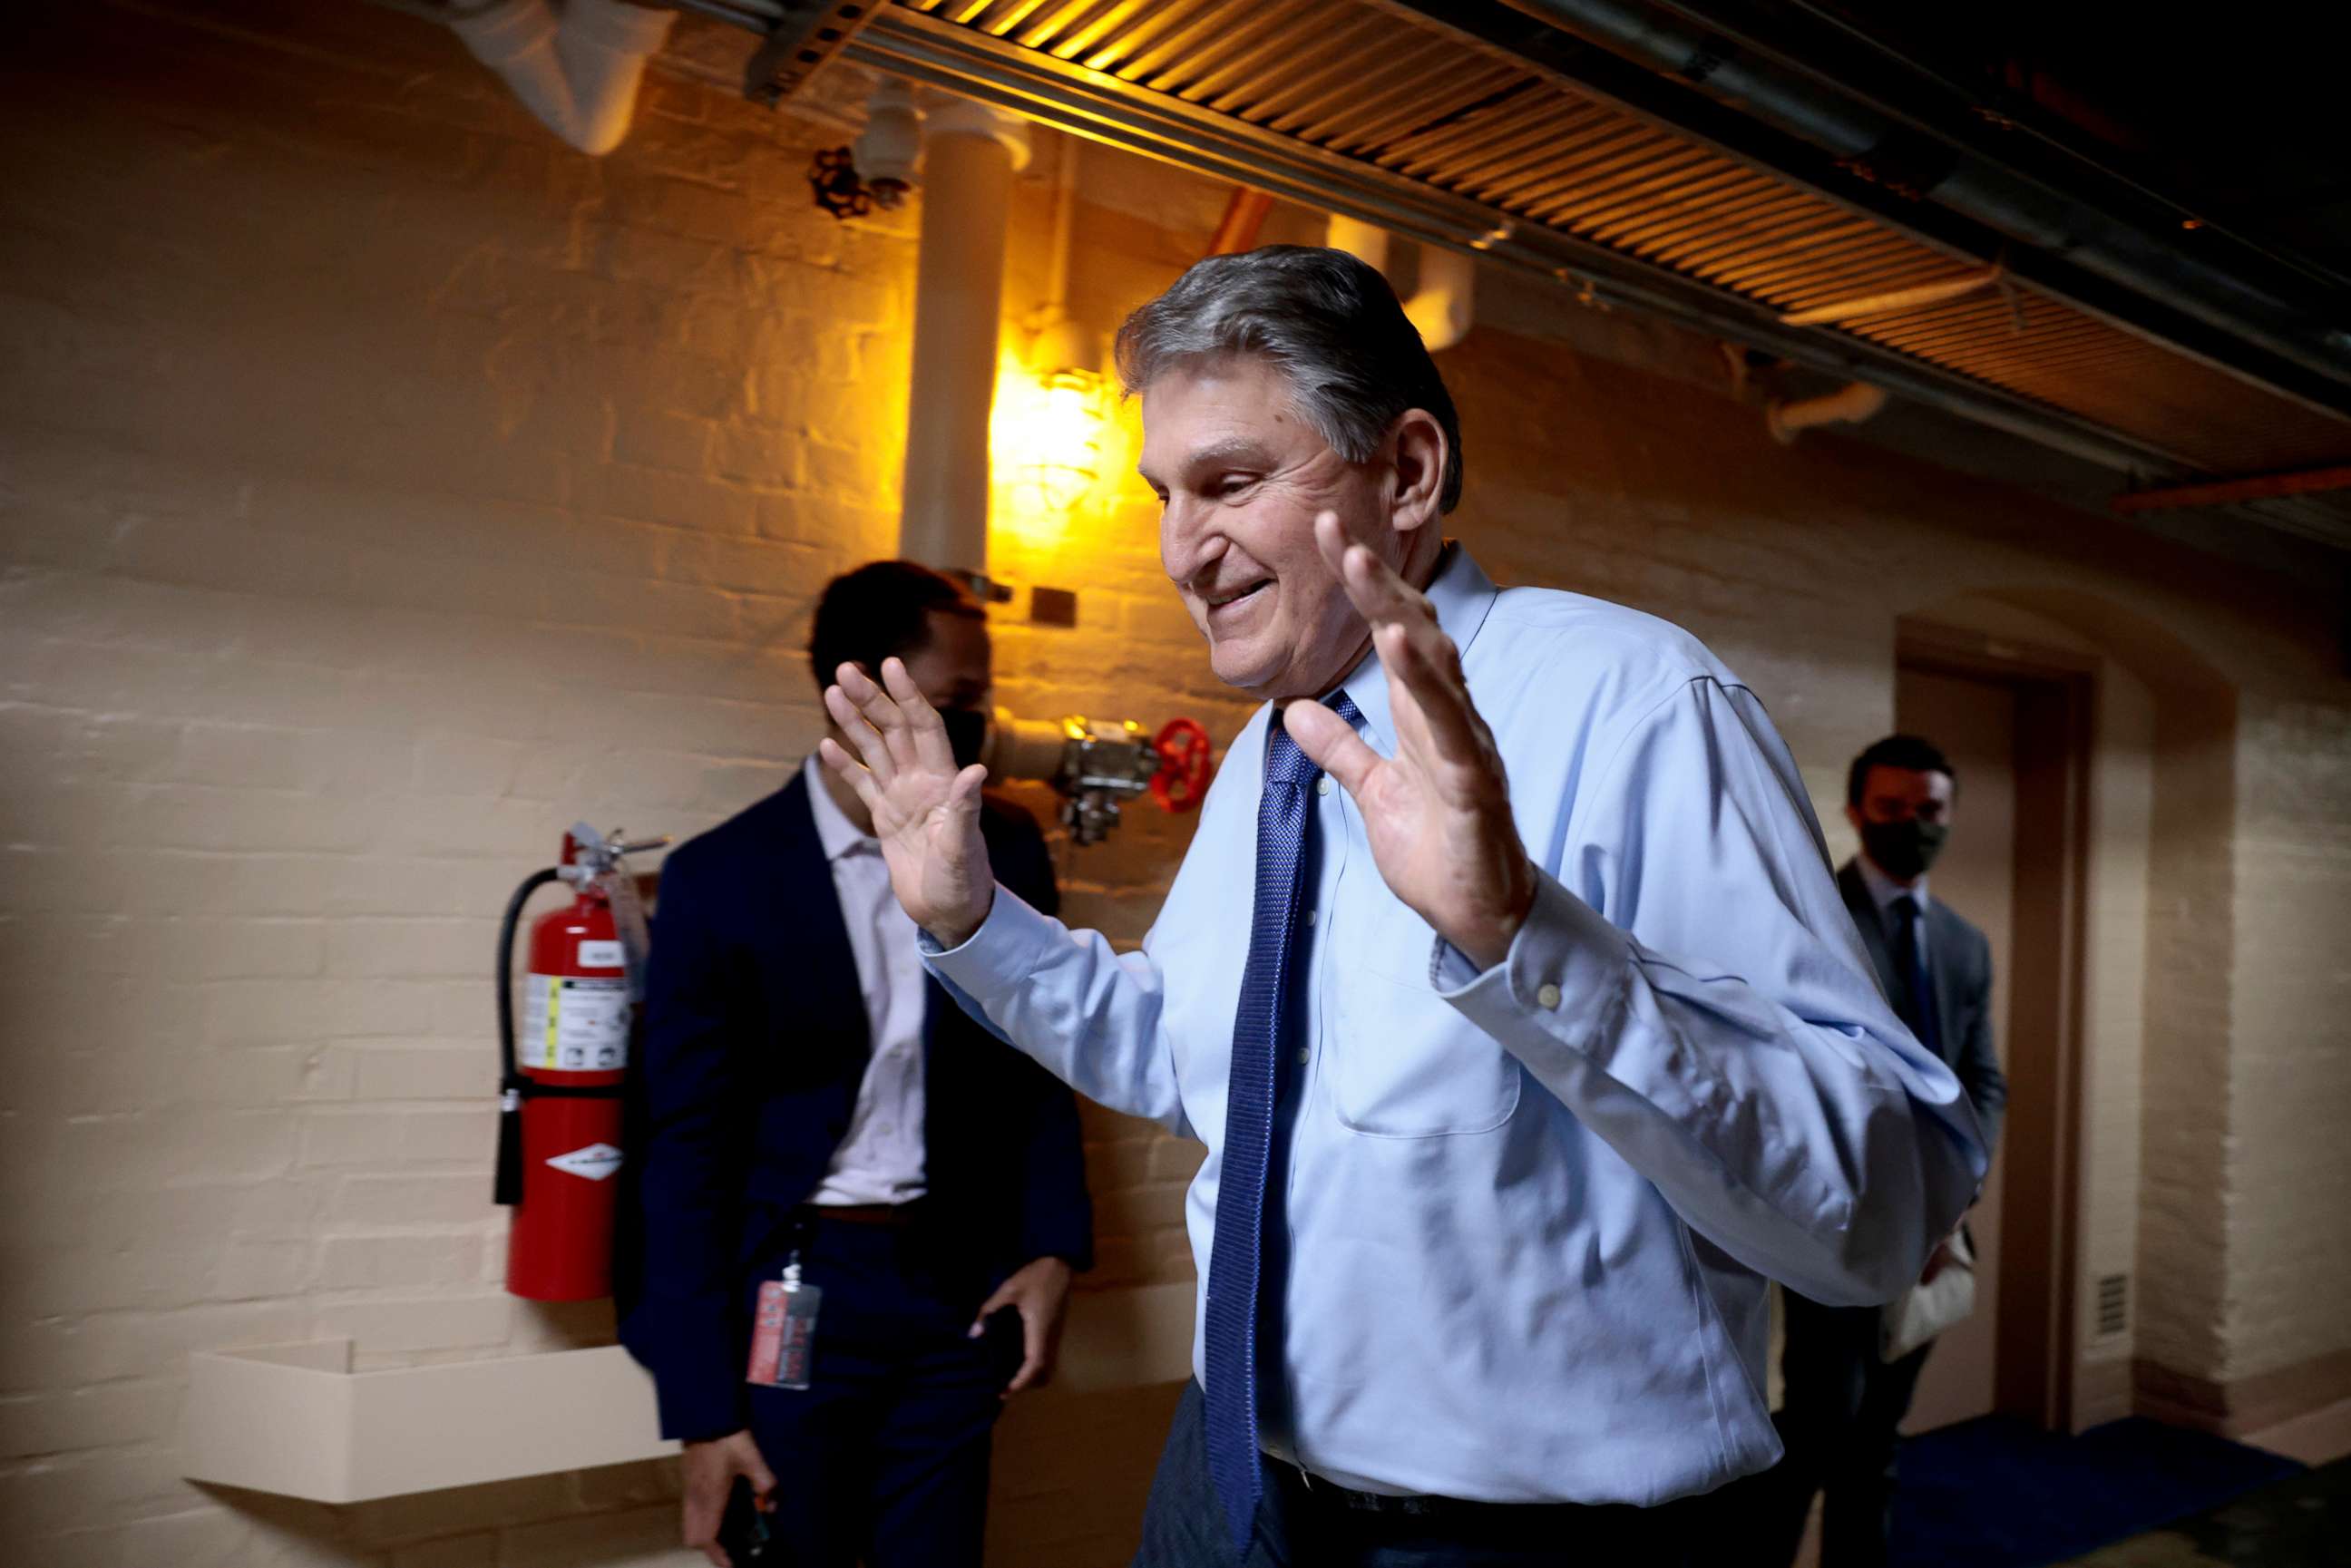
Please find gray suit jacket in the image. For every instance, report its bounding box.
[1838,860,2006,1162]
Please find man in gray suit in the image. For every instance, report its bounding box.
[1766,734,2007,1567]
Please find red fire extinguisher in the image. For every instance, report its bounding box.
[494,823,665,1301]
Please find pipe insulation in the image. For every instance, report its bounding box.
[449,0,676,156]
[1326,215,1477,353]
[1766,381,1888,444]
[898,101,1031,578]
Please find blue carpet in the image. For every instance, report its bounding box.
[1890,1415,2307,1567]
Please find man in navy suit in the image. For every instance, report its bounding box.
[1766,733,2007,1567]
[619,561,1092,1568]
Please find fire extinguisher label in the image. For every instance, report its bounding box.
[576,940,624,970]
[520,973,631,1072]
[546,1143,623,1181]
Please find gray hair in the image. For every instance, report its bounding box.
[1114,245,1464,513]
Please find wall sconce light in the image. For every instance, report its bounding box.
[994,313,1107,526]
[1028,361,1105,513]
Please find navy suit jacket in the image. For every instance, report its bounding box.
[618,773,1093,1441]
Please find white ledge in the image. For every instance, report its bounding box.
[182,1282,1195,1502]
[182,1339,670,1503]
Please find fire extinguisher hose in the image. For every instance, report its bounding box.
[494,866,561,1206]
[493,864,638,1206]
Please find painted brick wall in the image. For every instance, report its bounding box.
[2133,698,2242,1387]
[0,5,1216,1561]
[2079,667,2154,1390]
[2227,693,2351,1381]
[3,1,2347,1563]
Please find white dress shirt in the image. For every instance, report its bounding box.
[924,546,1985,1504]
[804,755,928,1207]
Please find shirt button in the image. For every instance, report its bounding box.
[1536,983,1562,1010]
[1296,1047,1311,1066]
[1304,909,1317,926]
[1316,776,1332,796]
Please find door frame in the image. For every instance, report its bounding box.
[1896,618,2096,1434]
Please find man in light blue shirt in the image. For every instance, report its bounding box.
[819,246,1985,1566]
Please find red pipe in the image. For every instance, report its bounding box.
[1206,188,1273,256]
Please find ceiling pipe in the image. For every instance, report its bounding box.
[1326,214,1477,352]
[1023,131,1093,375]
[2112,463,2351,515]
[850,78,923,207]
[1509,0,2351,398]
[1766,380,1888,444]
[1206,189,1275,256]
[1410,246,1478,353]
[898,100,1031,582]
[448,0,676,156]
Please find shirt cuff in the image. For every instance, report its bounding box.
[918,881,1058,1007]
[1429,871,1631,1047]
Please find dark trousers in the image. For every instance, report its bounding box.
[1758,1292,1933,1568]
[745,1213,1014,1568]
[1135,1379,1715,1567]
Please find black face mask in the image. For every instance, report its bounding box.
[1860,818,1949,881]
[937,706,990,772]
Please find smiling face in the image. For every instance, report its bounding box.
[1139,355,1442,702]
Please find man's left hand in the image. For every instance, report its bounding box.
[970,1256,1072,1398]
[1285,512,1536,971]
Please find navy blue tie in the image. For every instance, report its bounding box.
[1889,895,1943,1057]
[1204,695,1355,1553]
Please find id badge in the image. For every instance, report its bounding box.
[747,1254,821,1391]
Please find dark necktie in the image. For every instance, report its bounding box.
[1203,695,1355,1553]
[1888,895,1943,1057]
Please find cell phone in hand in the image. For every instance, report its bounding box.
[983,1302,1027,1390]
[716,1475,774,1563]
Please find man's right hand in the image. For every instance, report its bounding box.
[818,657,995,947]
[679,1428,775,1568]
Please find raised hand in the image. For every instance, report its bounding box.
[1283,513,1536,971]
[817,657,995,947]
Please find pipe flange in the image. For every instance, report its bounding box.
[923,100,1032,172]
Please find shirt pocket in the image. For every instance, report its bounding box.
[1328,965,1521,1137]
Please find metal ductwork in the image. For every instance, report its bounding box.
[1498,0,2351,402]
[672,0,2351,548]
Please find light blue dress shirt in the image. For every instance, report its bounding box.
[926,546,1985,1505]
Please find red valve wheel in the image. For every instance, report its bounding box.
[1149,718,1215,813]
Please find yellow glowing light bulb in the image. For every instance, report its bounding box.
[1030,369,1103,513]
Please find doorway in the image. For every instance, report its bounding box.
[1893,624,2092,1436]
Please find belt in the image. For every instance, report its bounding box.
[1283,1469,1482,1520]
[801,1202,923,1229]
[1275,1464,1664,1530]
